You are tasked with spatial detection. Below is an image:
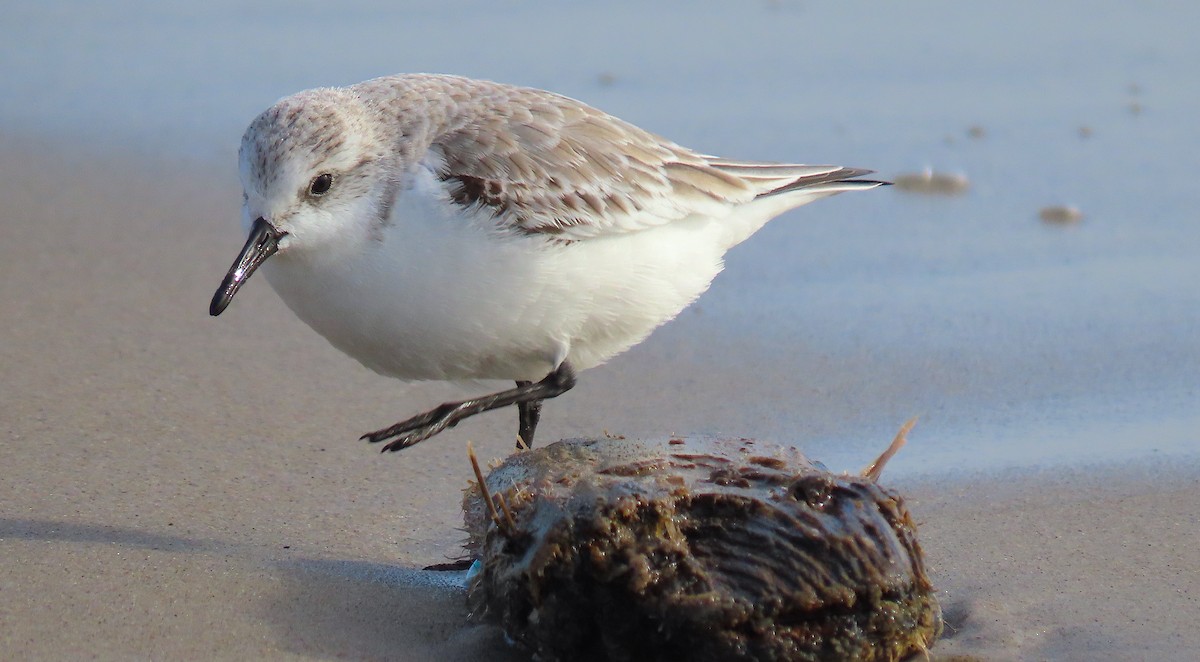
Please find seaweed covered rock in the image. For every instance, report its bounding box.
[463,436,941,662]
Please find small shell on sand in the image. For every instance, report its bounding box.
[1039,205,1084,224]
[893,170,970,196]
[463,432,941,661]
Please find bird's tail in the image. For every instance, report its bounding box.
[706,160,888,197]
[703,159,887,247]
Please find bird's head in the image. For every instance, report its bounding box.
[210,88,394,316]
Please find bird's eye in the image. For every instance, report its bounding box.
[309,173,334,196]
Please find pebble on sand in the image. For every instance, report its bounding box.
[1039,205,1084,224]
[893,170,970,196]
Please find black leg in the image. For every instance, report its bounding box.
[515,381,543,449]
[362,362,576,453]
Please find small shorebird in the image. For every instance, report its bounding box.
[210,74,884,452]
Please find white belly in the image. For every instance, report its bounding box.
[261,189,729,382]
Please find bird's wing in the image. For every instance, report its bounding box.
[429,86,875,241]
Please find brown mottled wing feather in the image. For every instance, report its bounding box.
[430,84,874,240]
[432,88,754,239]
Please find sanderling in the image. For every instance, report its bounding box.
[210,74,885,452]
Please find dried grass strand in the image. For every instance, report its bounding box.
[861,417,917,482]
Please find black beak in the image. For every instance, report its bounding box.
[210,217,284,316]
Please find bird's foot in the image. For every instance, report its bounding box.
[360,401,466,452]
[360,361,576,453]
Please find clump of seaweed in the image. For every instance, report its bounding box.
[463,422,940,662]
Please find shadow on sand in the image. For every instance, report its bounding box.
[260,558,526,661]
[0,517,522,659]
[0,516,224,552]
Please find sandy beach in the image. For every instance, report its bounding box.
[2,136,1196,661]
[3,2,1198,660]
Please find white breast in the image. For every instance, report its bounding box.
[261,166,731,382]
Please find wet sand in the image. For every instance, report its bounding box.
[906,464,1200,660]
[2,139,1197,660]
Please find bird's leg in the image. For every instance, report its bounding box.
[515,381,543,449]
[362,362,576,453]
